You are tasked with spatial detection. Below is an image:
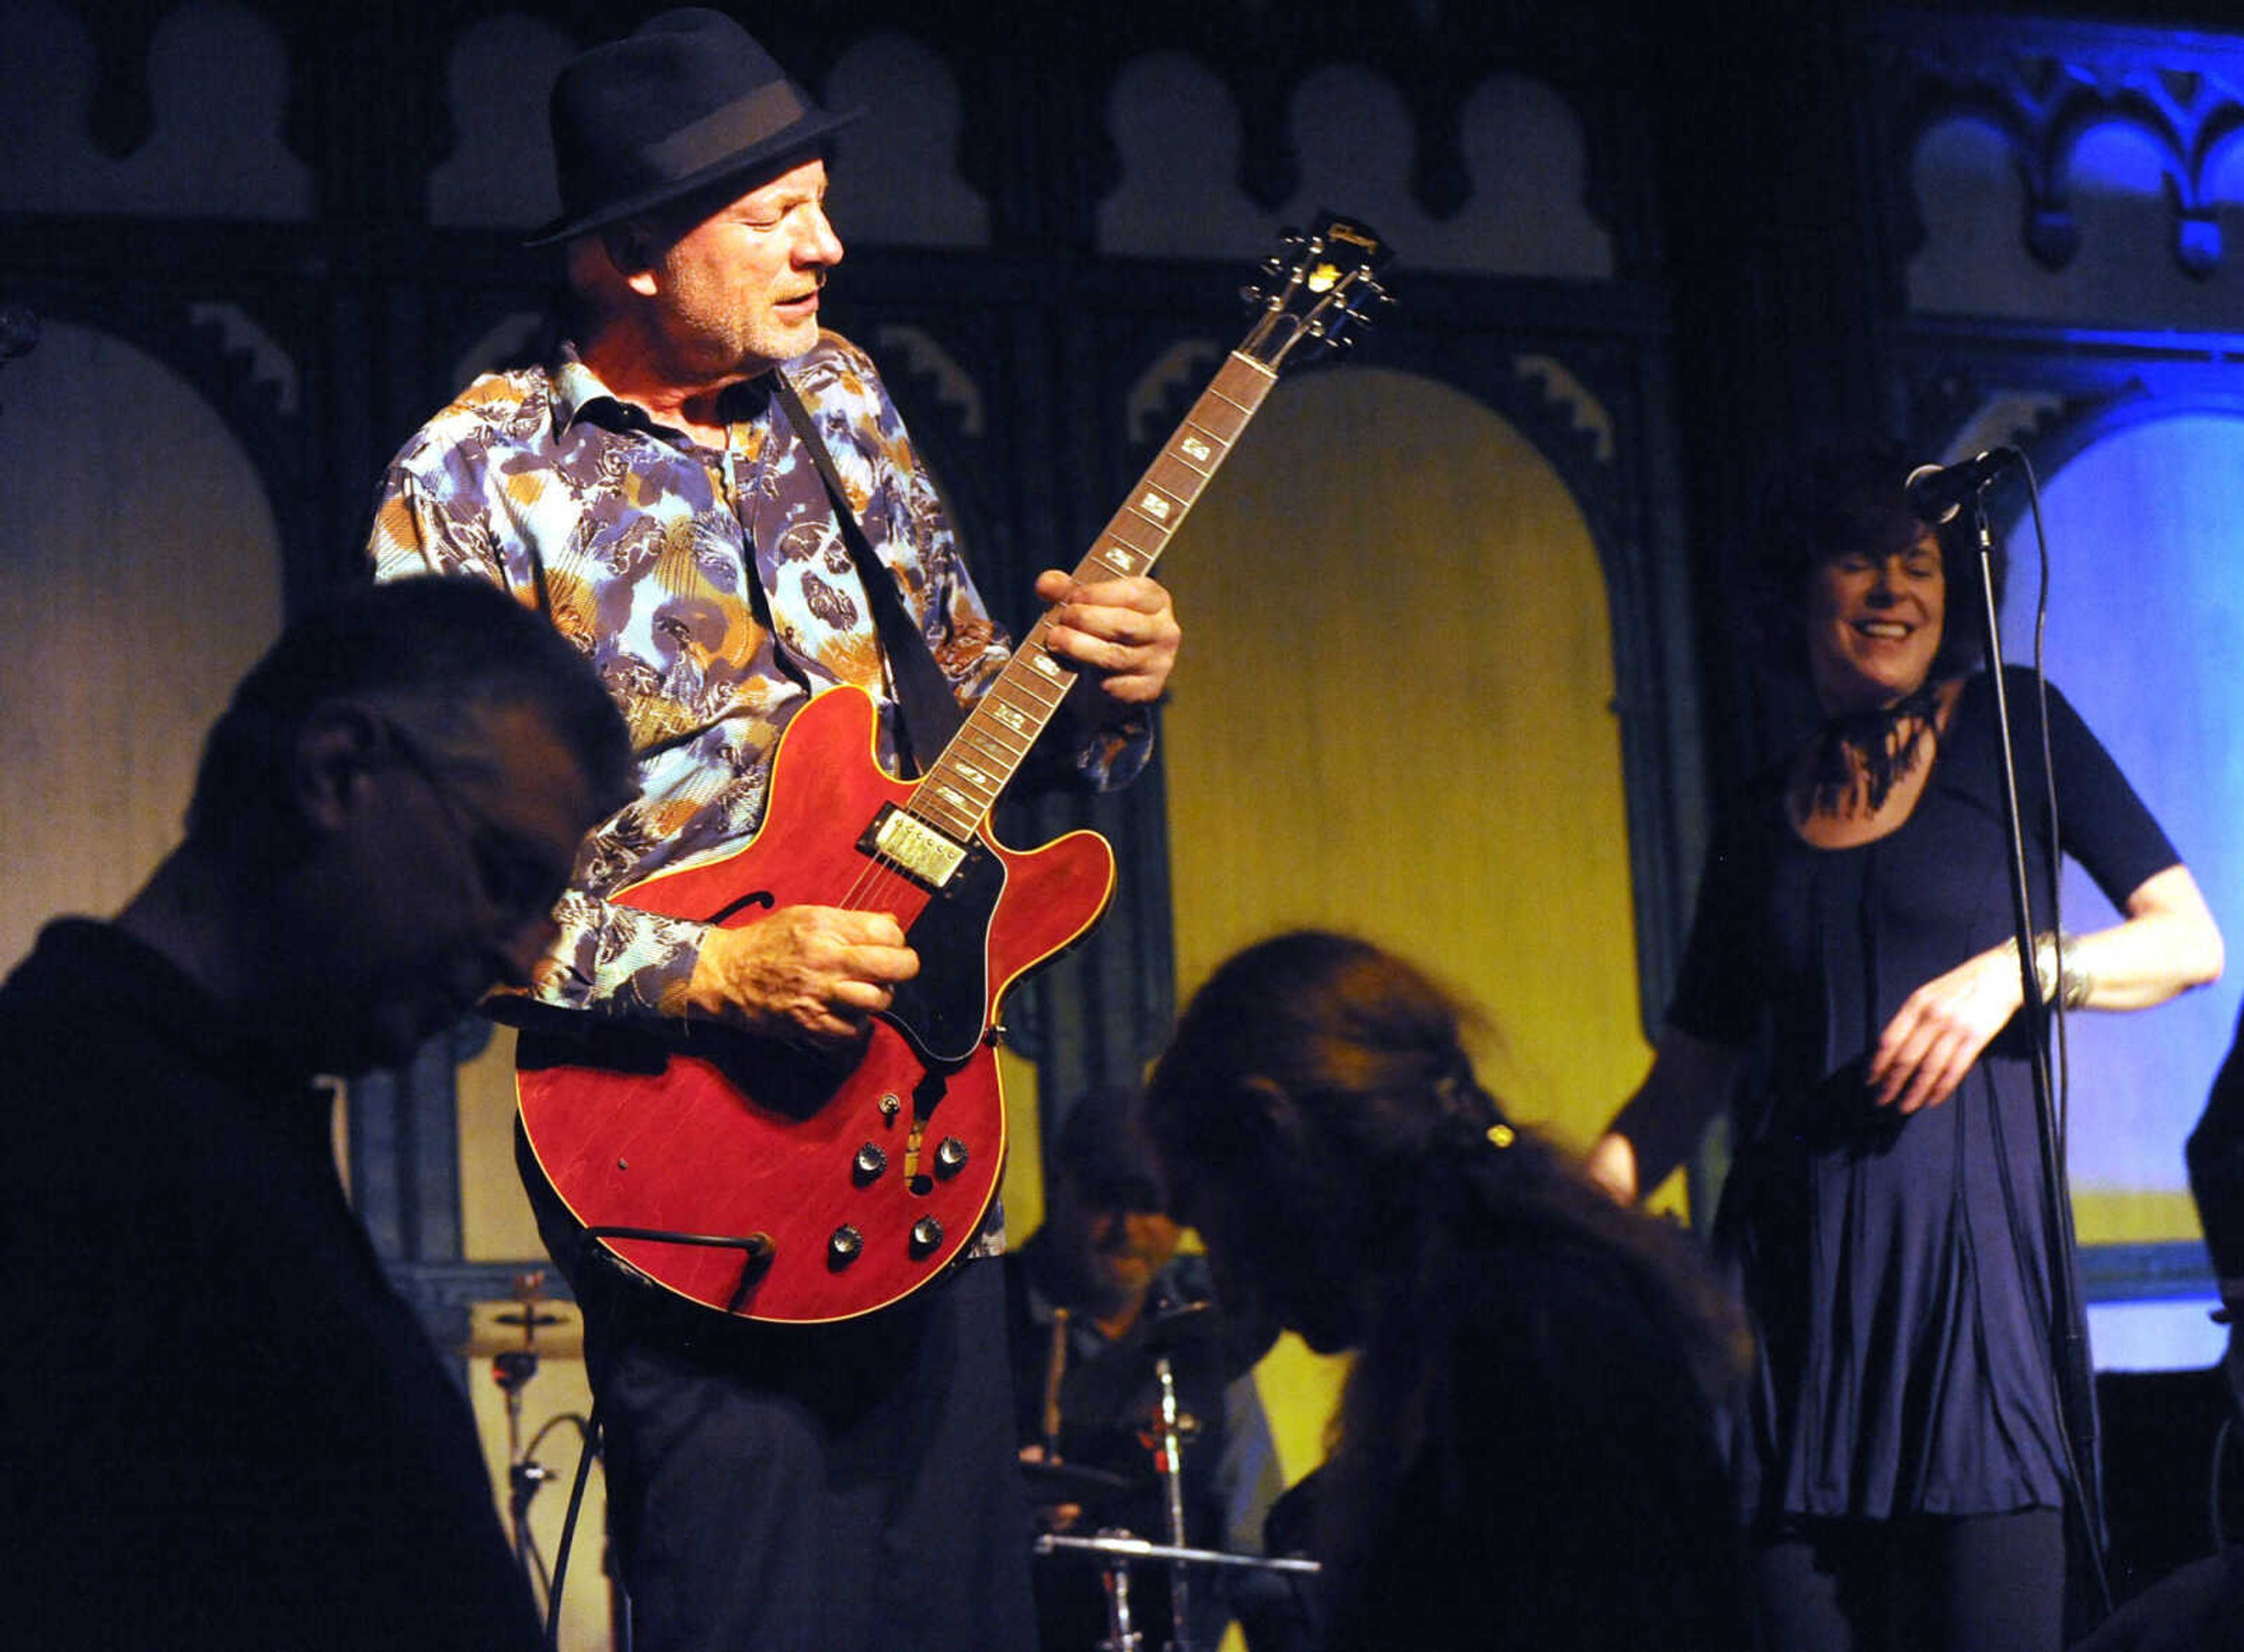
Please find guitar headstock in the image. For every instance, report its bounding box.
[1238,212,1394,374]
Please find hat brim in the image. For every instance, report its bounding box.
[524,103,865,248]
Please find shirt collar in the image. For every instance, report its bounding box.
[551,343,775,436]
[551,344,631,431]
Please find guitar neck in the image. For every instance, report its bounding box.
[905,351,1279,841]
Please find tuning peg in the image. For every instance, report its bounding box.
[1239,283,1267,309]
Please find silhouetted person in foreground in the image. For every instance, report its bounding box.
[0,576,633,1651]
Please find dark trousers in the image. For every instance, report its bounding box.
[565,1231,1040,1652]
[1753,1509,2067,1652]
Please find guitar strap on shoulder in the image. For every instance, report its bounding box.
[771,370,965,780]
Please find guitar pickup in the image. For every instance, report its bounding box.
[859,803,968,889]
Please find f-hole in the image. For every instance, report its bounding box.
[707,890,778,924]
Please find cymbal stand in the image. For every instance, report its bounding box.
[1097,1539,1147,1652]
[487,1271,583,1608]
[1153,1355,1193,1652]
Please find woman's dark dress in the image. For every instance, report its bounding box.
[1669,669,2178,1524]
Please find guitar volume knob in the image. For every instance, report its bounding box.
[853,1143,888,1184]
[934,1137,968,1179]
[828,1225,864,1267]
[909,1217,944,1258]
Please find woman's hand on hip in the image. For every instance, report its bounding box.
[1868,947,2025,1114]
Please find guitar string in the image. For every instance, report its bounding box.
[821,385,1241,924]
[828,615,1064,920]
[820,327,1341,927]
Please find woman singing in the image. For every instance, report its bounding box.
[1146,930,1750,1652]
[1586,437,2223,1651]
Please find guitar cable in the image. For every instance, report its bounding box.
[543,1389,608,1652]
[540,1237,645,1652]
[584,1224,774,1315]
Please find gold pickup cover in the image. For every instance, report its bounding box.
[870,805,967,886]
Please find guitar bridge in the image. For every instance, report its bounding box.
[860,804,967,890]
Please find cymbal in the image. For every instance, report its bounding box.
[463,1300,583,1357]
[1020,1457,1141,1505]
[1036,1532,1322,1575]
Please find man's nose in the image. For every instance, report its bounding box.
[798,203,843,267]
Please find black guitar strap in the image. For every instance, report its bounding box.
[771,371,965,779]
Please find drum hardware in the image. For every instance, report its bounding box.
[1030,1324,1318,1652]
[1034,1531,1322,1575]
[476,1271,602,1625]
[1033,1532,1321,1652]
[1153,1355,1193,1652]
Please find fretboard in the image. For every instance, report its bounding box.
[903,351,1279,843]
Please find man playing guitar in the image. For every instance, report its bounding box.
[369,11,1177,1651]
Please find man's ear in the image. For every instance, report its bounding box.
[604,221,662,296]
[290,701,387,834]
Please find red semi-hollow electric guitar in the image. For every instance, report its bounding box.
[517,216,1393,1323]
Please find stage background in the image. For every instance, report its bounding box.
[12,0,2244,1636]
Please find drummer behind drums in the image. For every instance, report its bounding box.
[1002,1086,1287,1651]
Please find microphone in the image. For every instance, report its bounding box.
[1904,446,2021,525]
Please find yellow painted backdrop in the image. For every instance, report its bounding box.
[1155,365,1656,1483]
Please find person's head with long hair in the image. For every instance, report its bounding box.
[1145,930,1744,1588]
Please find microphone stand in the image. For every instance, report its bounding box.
[1962,491,2108,1617]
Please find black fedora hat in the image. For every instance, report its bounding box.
[529,8,863,247]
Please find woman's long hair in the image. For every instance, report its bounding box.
[1145,930,1746,1587]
